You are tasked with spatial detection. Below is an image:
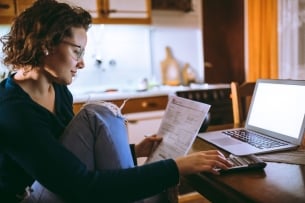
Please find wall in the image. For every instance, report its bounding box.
[0,0,203,91]
[150,0,203,85]
[70,24,153,93]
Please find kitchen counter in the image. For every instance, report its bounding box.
[71,83,234,126]
[70,83,231,103]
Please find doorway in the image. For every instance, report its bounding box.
[203,0,245,84]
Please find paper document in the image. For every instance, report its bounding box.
[146,95,211,163]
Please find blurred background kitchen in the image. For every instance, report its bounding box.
[2,0,305,86]
[0,0,204,94]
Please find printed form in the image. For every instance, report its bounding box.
[146,95,211,163]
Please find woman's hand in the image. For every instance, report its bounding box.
[175,150,232,175]
[134,135,162,158]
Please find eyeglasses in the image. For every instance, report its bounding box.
[61,40,85,61]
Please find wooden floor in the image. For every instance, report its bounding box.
[178,192,211,203]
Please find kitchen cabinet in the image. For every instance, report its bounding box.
[121,96,167,164]
[73,95,168,114]
[59,0,151,24]
[152,0,193,12]
[0,0,151,25]
[15,0,35,15]
[125,110,164,165]
[0,0,16,24]
[0,0,35,24]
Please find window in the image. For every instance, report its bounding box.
[278,0,305,79]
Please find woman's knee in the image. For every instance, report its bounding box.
[61,102,134,169]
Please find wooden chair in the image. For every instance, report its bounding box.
[178,192,210,203]
[230,81,256,125]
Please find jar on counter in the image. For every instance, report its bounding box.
[182,63,197,86]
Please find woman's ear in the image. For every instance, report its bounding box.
[41,45,49,56]
[43,49,49,56]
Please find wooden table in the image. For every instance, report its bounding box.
[183,125,305,203]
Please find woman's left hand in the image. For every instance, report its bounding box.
[134,135,162,158]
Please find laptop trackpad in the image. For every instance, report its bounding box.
[213,137,242,146]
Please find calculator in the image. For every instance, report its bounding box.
[218,154,267,173]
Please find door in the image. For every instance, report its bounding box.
[203,0,245,84]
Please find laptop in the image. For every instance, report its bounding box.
[198,79,305,156]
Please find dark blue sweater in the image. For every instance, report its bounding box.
[0,75,179,203]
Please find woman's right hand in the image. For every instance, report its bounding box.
[175,150,232,175]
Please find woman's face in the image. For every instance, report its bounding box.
[43,27,87,85]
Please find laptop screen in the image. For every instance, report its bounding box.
[246,80,305,141]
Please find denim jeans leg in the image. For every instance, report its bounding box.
[23,102,135,203]
[60,102,135,170]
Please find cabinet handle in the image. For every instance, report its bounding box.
[128,120,138,124]
[108,9,117,13]
[204,61,213,68]
[141,101,157,108]
[0,4,10,9]
[100,9,117,16]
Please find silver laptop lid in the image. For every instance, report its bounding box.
[245,79,305,145]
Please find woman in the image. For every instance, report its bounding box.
[0,0,231,202]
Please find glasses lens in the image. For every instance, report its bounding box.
[62,40,84,61]
[78,48,85,60]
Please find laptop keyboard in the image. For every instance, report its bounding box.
[222,129,288,149]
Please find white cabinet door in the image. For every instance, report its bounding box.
[57,0,150,23]
[58,0,99,17]
[126,111,164,165]
[108,0,149,18]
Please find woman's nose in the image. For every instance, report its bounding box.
[77,59,85,69]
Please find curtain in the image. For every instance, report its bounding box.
[247,0,278,81]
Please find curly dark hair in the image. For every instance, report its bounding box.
[0,0,92,70]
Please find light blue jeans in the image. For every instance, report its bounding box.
[21,102,169,203]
